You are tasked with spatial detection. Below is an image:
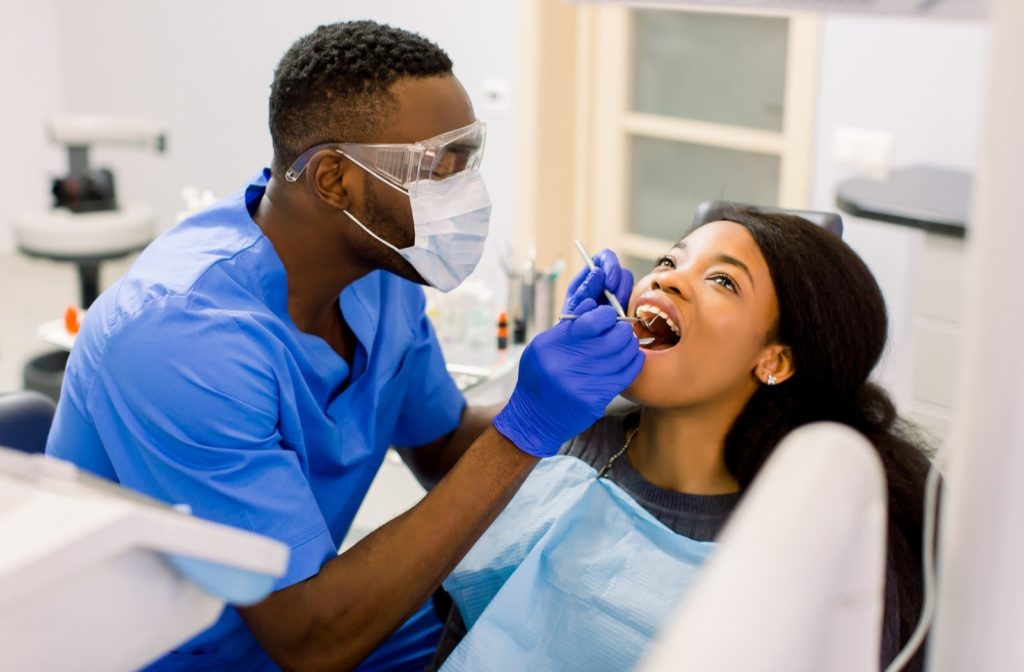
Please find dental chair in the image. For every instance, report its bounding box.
[0,391,56,454]
[640,423,886,672]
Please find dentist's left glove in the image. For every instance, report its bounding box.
[494,300,645,458]
[562,249,634,315]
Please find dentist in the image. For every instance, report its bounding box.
[45,20,642,672]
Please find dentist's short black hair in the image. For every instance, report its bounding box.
[269,20,453,173]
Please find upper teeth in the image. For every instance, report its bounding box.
[635,305,680,336]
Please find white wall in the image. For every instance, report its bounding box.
[6,0,518,296]
[810,14,990,411]
[0,0,65,252]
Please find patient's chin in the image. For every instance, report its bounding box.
[622,366,660,406]
[622,362,696,410]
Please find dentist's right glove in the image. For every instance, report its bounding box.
[494,300,645,457]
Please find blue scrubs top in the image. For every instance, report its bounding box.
[46,170,466,670]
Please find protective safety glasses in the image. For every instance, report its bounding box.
[284,120,486,192]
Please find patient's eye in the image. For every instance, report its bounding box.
[709,273,738,293]
[654,255,675,270]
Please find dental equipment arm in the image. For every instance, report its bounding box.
[239,302,643,672]
[0,448,288,671]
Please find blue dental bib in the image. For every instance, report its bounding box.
[442,455,719,671]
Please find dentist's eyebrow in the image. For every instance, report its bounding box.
[673,241,756,291]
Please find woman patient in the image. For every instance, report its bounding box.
[433,207,930,672]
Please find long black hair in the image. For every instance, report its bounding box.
[712,207,931,670]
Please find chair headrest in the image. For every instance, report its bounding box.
[692,200,844,238]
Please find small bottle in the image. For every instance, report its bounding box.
[512,315,526,345]
[497,311,509,350]
[64,305,80,335]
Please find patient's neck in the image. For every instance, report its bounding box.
[629,405,741,496]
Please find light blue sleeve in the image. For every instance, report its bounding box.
[85,297,336,590]
[390,294,466,448]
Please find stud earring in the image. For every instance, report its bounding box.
[766,374,777,386]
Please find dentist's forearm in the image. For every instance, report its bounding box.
[398,403,503,489]
[239,426,535,672]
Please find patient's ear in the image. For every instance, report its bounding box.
[755,344,795,386]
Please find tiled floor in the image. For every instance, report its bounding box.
[0,251,136,394]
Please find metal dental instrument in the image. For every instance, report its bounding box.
[573,240,663,329]
[562,240,656,346]
[633,308,663,330]
[574,240,628,318]
[556,313,660,345]
[557,314,639,323]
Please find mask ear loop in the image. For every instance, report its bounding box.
[338,154,414,255]
[340,209,402,254]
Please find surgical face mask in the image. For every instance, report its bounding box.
[343,169,491,292]
[283,122,491,291]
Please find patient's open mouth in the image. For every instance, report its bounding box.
[633,305,681,350]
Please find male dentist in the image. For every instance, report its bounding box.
[46,20,642,671]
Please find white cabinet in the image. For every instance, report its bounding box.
[837,166,971,444]
[907,234,967,440]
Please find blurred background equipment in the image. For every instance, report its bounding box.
[13,116,167,401]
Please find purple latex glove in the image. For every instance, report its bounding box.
[494,300,644,457]
[562,249,634,316]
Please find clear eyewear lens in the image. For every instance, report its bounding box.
[422,121,486,181]
[283,121,485,189]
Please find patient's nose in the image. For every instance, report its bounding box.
[651,271,692,302]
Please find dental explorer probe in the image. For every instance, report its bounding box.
[557,240,656,346]
[575,240,631,319]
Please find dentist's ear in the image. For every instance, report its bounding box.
[308,151,355,211]
[756,344,795,386]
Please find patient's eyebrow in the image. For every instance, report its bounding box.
[674,241,756,291]
[716,254,755,291]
